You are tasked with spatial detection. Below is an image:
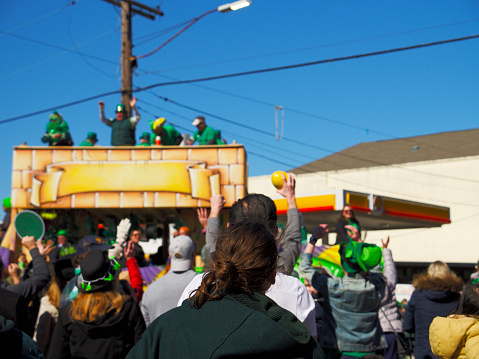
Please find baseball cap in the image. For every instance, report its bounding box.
[169,235,195,271]
[191,116,205,126]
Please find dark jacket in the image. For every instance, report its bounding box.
[1,208,11,237]
[48,296,145,359]
[127,292,325,359]
[0,287,32,336]
[0,315,45,359]
[0,248,50,303]
[110,118,135,146]
[403,273,463,359]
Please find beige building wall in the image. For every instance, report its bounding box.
[249,155,479,264]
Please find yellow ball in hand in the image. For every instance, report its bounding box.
[271,171,288,189]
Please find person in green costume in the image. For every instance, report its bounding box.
[188,116,224,145]
[136,132,151,146]
[42,111,73,146]
[335,204,361,244]
[79,132,98,146]
[149,117,183,146]
[99,97,140,146]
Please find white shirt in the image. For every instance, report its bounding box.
[177,272,317,337]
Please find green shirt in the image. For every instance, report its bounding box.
[191,126,218,145]
[149,125,182,146]
[79,140,93,146]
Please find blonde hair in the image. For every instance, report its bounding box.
[47,279,61,310]
[427,261,453,279]
[70,289,127,322]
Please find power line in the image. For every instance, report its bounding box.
[142,90,479,202]
[136,103,301,169]
[150,18,479,73]
[0,90,120,125]
[2,34,478,124]
[140,93,479,193]
[157,96,479,184]
[135,9,216,60]
[0,31,119,66]
[0,1,77,37]
[136,34,479,91]
[142,71,473,161]
[139,97,318,163]
[134,19,193,46]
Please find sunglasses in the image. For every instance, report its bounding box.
[344,210,353,214]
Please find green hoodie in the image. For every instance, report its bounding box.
[127,291,324,359]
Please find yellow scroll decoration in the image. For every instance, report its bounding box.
[31,161,220,207]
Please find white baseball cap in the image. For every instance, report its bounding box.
[169,235,195,271]
[191,116,205,126]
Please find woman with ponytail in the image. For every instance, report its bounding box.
[127,219,324,359]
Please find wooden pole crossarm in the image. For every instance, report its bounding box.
[102,0,161,20]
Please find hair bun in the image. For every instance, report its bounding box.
[225,260,238,276]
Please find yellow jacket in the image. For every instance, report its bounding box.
[429,315,479,359]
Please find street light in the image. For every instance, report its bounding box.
[218,0,251,13]
[135,1,252,60]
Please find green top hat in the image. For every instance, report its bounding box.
[87,132,98,141]
[49,110,63,123]
[339,241,382,274]
[56,229,71,237]
[3,197,11,209]
[140,132,150,141]
[115,104,126,113]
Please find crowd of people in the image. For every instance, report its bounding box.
[41,98,225,147]
[1,173,478,359]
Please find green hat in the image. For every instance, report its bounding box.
[140,132,150,141]
[56,229,71,237]
[3,197,11,209]
[87,132,98,141]
[115,104,126,113]
[339,241,382,274]
[49,111,63,123]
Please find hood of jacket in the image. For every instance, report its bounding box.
[0,315,14,335]
[430,315,479,359]
[413,272,463,293]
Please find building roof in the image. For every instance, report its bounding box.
[293,128,479,174]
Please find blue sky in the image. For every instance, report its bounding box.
[1,1,479,204]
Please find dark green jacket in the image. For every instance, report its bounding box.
[109,119,136,146]
[127,292,324,359]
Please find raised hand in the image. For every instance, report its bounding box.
[116,218,131,245]
[197,208,208,229]
[381,236,390,249]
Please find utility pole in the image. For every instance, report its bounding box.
[102,0,163,115]
[121,0,132,113]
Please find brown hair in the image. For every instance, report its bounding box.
[228,194,278,236]
[70,286,127,322]
[192,219,278,308]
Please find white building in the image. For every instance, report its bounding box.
[249,129,479,280]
